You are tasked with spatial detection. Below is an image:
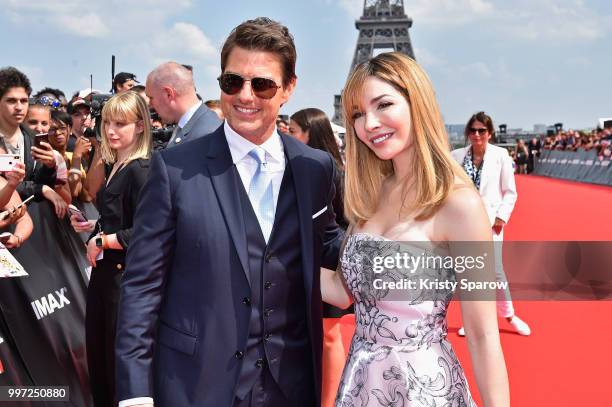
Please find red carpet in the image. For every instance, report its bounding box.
[324,175,612,406]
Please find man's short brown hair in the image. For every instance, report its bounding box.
[220,17,297,87]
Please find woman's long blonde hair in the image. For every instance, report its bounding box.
[342,52,470,224]
[100,91,152,164]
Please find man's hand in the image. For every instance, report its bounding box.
[73,136,92,159]
[31,141,57,168]
[42,185,67,218]
[492,217,506,235]
[4,162,26,187]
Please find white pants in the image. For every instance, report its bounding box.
[493,230,515,318]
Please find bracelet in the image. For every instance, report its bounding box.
[13,233,22,246]
[68,168,82,176]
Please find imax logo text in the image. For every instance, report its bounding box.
[30,287,71,320]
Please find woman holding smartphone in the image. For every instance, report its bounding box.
[70,91,151,407]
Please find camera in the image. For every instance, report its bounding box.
[83,94,113,140]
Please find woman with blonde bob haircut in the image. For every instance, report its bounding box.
[69,90,152,407]
[321,53,509,406]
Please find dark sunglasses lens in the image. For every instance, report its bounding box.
[470,128,487,135]
[251,77,278,99]
[219,74,244,95]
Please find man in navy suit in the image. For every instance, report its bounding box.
[145,62,222,149]
[116,17,343,407]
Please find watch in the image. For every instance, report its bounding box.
[95,233,104,248]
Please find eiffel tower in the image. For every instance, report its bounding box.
[332,0,415,125]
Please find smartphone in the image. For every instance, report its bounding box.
[0,154,21,172]
[0,233,11,244]
[34,133,49,148]
[0,195,34,221]
[68,205,88,223]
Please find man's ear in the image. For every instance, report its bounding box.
[163,86,176,101]
[280,76,297,105]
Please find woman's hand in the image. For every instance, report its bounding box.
[31,142,57,168]
[70,215,96,233]
[4,162,26,187]
[73,136,92,159]
[2,233,22,248]
[0,205,26,228]
[42,185,68,218]
[86,236,102,267]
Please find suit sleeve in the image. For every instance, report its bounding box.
[115,152,176,401]
[320,154,344,270]
[496,149,518,223]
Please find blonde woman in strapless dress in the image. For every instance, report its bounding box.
[321,53,510,407]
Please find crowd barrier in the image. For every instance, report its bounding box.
[534,149,612,186]
[0,201,92,406]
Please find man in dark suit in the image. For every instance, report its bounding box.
[116,17,343,407]
[145,62,222,149]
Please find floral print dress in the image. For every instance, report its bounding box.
[335,233,477,407]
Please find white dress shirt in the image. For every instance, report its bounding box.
[119,122,285,407]
[224,121,286,215]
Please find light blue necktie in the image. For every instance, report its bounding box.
[248,147,274,242]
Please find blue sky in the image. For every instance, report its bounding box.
[2,0,610,129]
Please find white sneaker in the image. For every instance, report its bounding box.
[509,315,531,336]
[457,327,465,337]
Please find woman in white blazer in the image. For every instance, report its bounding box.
[451,111,531,336]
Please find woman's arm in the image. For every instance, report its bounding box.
[438,187,510,407]
[321,267,353,309]
[83,144,105,203]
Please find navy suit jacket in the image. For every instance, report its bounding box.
[115,125,343,406]
[165,103,222,148]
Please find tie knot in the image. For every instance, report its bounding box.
[248,147,267,165]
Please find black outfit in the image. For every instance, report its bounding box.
[527,140,541,173]
[324,167,351,318]
[86,158,150,407]
[0,125,57,201]
[516,148,528,166]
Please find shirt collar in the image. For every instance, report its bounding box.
[177,100,202,129]
[224,121,284,165]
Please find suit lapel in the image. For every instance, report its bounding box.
[176,104,204,143]
[206,128,250,285]
[281,134,314,301]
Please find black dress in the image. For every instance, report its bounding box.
[86,158,150,407]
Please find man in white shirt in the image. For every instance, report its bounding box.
[116,17,342,407]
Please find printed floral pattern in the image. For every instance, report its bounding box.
[335,233,477,407]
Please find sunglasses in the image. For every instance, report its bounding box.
[30,96,61,109]
[468,127,489,135]
[217,73,280,99]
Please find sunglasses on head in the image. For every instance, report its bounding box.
[30,96,61,109]
[468,127,488,135]
[217,73,280,99]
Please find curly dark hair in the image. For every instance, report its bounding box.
[0,67,32,99]
[34,87,65,100]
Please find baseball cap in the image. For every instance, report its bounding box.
[67,98,91,115]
